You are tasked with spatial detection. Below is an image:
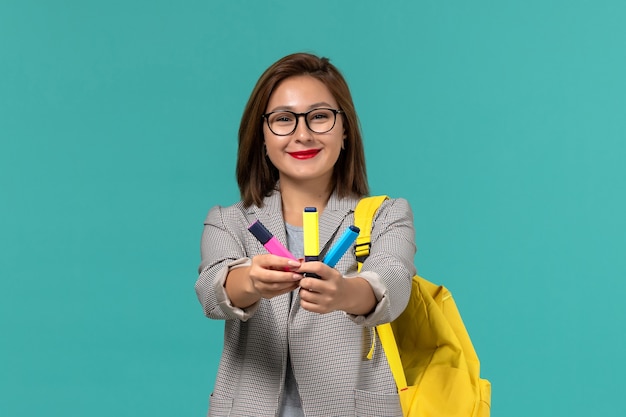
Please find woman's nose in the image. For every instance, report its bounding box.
[293,115,314,141]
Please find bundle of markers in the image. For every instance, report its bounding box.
[247,207,360,269]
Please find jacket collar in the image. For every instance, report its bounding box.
[249,189,361,257]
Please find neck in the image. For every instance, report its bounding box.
[279,178,333,226]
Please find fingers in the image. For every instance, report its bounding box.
[296,261,336,280]
[299,286,339,314]
[249,255,302,298]
[298,262,345,314]
[252,254,301,272]
[297,262,341,294]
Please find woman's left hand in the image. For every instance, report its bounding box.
[297,262,376,315]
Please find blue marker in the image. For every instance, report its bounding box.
[323,225,360,268]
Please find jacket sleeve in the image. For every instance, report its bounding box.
[195,205,261,321]
[346,197,416,326]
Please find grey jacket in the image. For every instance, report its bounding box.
[196,190,416,417]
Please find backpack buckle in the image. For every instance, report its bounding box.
[355,242,371,263]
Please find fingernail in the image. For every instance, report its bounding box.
[287,260,301,267]
[292,274,303,280]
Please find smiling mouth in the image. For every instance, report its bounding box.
[288,150,320,160]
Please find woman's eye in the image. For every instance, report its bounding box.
[274,114,294,123]
[310,111,330,120]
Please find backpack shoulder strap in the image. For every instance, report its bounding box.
[354,195,389,268]
[353,195,408,392]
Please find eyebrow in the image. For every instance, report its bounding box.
[266,101,336,113]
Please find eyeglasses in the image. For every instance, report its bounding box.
[262,108,343,136]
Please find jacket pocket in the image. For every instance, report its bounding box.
[354,389,403,417]
[208,394,233,417]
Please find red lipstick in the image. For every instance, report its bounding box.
[288,149,320,160]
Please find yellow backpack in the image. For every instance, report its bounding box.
[355,196,491,417]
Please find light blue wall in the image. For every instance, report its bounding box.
[2,1,625,415]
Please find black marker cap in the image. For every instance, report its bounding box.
[248,220,272,245]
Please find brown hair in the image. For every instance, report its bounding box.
[236,52,369,207]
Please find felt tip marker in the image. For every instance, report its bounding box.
[303,207,319,262]
[322,225,360,268]
[248,220,297,261]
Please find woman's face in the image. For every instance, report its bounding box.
[263,75,345,188]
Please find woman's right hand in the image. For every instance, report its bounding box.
[248,254,302,299]
[225,255,302,308]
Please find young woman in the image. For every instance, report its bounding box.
[196,52,416,417]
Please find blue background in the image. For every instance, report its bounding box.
[1,1,625,416]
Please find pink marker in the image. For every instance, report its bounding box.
[248,220,298,261]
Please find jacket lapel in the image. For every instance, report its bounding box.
[318,192,360,257]
[253,191,289,247]
[249,191,291,344]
